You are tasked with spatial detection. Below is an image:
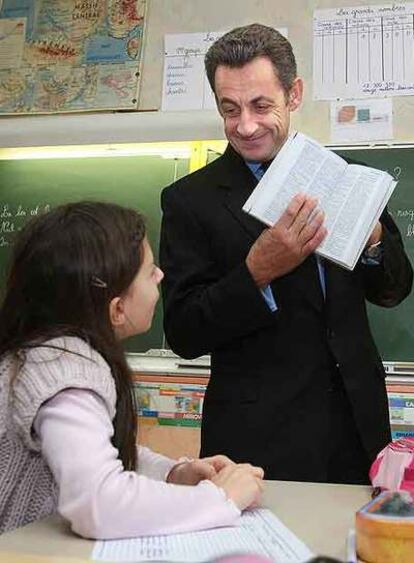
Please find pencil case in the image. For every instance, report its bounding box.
[355,490,414,563]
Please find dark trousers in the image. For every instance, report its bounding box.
[326,375,371,485]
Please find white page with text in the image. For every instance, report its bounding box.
[92,508,313,562]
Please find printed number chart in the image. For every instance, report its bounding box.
[313,3,414,100]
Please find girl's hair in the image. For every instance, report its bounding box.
[0,201,146,471]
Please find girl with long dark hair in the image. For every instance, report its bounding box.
[0,201,263,538]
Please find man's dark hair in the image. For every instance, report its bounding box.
[205,23,297,97]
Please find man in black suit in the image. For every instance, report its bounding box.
[159,23,412,484]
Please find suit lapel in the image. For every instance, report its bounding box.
[217,145,265,241]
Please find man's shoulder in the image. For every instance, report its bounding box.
[166,152,228,195]
[163,142,251,199]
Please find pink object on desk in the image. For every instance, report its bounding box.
[370,437,414,493]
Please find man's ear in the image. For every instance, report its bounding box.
[109,296,125,329]
[288,78,304,112]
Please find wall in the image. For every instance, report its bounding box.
[0,0,412,147]
[140,0,414,144]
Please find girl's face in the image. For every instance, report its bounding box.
[111,238,164,339]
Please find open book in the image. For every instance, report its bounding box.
[243,132,397,270]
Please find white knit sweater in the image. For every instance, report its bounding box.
[0,337,117,534]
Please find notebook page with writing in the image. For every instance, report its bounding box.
[92,508,313,562]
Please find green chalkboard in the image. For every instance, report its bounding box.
[334,146,414,362]
[2,146,414,360]
[0,155,189,353]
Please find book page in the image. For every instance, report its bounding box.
[244,133,347,227]
[349,176,396,269]
[318,165,395,267]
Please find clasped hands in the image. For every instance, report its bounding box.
[167,454,264,511]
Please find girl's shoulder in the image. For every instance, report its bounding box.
[12,337,117,450]
[22,336,116,402]
[24,336,107,366]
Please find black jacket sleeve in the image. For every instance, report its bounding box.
[160,185,277,359]
[361,208,413,307]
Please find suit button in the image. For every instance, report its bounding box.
[327,328,335,339]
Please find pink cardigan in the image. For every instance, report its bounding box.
[34,388,240,539]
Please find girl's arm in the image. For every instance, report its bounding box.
[135,445,177,481]
[33,388,240,539]
[137,445,235,485]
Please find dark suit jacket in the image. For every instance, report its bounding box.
[160,144,413,481]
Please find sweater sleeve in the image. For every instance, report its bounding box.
[33,388,240,539]
[135,445,176,481]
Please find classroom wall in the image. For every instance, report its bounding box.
[1,0,412,147]
[139,0,414,144]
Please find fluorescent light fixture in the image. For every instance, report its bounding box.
[0,142,193,160]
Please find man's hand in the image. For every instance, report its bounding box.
[167,454,235,485]
[246,193,327,288]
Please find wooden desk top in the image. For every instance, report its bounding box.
[0,480,372,563]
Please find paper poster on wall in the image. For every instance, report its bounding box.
[0,0,147,114]
[387,386,414,440]
[134,381,205,427]
[162,31,223,111]
[330,98,393,143]
[314,3,414,100]
[162,29,288,111]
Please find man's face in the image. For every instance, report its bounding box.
[214,56,303,162]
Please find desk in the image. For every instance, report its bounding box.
[0,480,371,563]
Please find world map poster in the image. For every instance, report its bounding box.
[0,0,147,113]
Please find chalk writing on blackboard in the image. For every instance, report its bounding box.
[0,203,50,248]
[393,166,402,180]
[395,209,414,238]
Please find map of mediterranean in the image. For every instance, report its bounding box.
[0,0,147,113]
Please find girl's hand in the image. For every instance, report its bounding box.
[211,464,264,510]
[167,454,235,485]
